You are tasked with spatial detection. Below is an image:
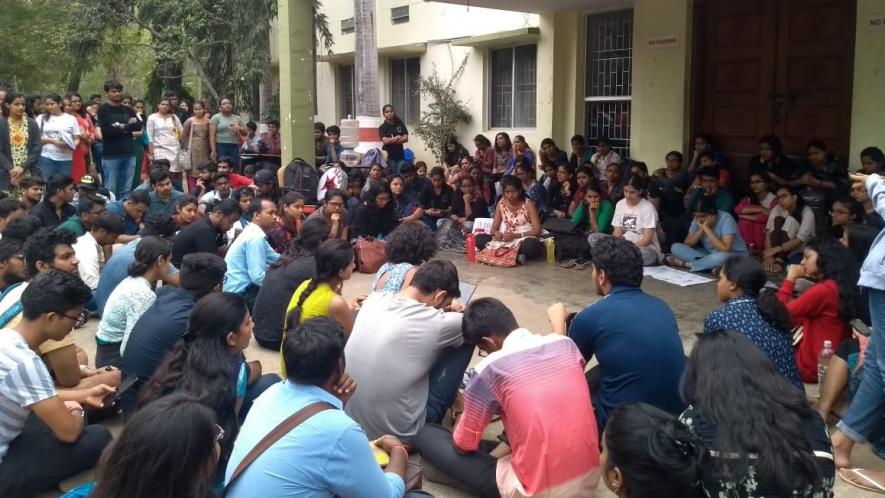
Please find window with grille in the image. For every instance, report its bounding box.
[338,64,355,120]
[390,57,420,124]
[341,18,355,35]
[490,44,536,128]
[585,10,633,158]
[391,6,410,24]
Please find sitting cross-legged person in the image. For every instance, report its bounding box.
[415,298,600,498]
[345,260,473,442]
[0,270,113,497]
[548,235,685,430]
[224,317,430,498]
[667,195,748,273]
[705,255,803,388]
[588,174,662,266]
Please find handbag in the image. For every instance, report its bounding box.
[477,245,519,267]
[177,117,194,172]
[354,236,387,274]
[542,218,582,235]
[220,402,335,497]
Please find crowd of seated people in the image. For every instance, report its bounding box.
[3,84,885,498]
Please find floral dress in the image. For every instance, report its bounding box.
[485,200,535,252]
[679,405,835,498]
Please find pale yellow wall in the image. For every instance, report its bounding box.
[551,11,582,149]
[310,1,550,164]
[850,0,885,167]
[630,0,693,165]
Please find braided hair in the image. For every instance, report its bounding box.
[285,239,354,327]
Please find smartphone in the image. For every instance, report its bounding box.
[101,374,138,408]
[851,318,872,337]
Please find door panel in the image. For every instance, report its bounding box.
[696,0,855,176]
[696,0,778,171]
[775,0,855,160]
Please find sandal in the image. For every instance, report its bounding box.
[574,259,590,270]
[559,259,577,268]
[838,468,885,495]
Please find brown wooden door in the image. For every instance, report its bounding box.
[695,0,855,176]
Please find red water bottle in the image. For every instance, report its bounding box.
[466,233,476,263]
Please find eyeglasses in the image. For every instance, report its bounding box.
[214,424,225,442]
[58,310,82,322]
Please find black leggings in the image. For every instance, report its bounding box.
[475,235,544,261]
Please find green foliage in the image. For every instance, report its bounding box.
[412,55,472,164]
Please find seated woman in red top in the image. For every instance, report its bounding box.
[778,237,859,382]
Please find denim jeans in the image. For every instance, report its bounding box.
[425,342,475,426]
[38,157,72,180]
[838,288,885,443]
[387,159,407,176]
[670,243,734,272]
[216,143,240,169]
[103,155,136,199]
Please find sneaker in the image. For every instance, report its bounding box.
[74,309,90,329]
[559,258,577,268]
[517,254,527,265]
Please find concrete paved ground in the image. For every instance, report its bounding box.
[44,253,882,497]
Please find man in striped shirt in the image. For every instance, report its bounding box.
[0,270,113,497]
[415,298,601,497]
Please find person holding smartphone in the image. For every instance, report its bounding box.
[0,270,114,497]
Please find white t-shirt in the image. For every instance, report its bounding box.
[73,231,104,291]
[36,113,79,161]
[612,197,661,253]
[0,330,57,463]
[766,205,816,255]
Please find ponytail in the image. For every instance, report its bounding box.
[128,236,172,277]
[286,278,319,327]
[605,403,703,498]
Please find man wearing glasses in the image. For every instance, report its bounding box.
[0,270,114,497]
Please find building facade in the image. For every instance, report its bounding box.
[283,0,885,173]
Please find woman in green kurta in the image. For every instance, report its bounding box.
[571,181,614,234]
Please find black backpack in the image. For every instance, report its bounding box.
[283,158,319,203]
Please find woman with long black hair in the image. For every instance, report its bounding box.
[0,92,42,193]
[252,216,330,350]
[378,103,408,175]
[138,292,276,476]
[353,182,397,239]
[36,93,80,180]
[72,394,222,498]
[778,237,858,382]
[95,236,172,368]
[601,403,703,498]
[704,255,803,388]
[680,331,835,497]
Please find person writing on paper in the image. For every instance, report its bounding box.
[224,317,423,498]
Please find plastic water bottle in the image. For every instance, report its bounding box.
[466,233,476,264]
[545,238,556,264]
[817,340,834,396]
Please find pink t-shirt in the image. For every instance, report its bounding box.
[454,330,600,496]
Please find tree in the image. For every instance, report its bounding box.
[412,55,472,163]
[354,0,380,117]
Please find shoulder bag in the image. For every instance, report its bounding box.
[177,116,194,172]
[354,236,387,274]
[220,400,423,496]
[221,402,335,497]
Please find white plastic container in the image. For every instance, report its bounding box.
[339,116,360,149]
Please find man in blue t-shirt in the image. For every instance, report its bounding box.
[548,236,685,430]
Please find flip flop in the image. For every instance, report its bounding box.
[839,468,885,494]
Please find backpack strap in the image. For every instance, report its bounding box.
[220,401,335,497]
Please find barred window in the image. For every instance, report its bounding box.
[490,44,536,128]
[390,57,421,124]
[338,64,355,120]
[585,10,633,158]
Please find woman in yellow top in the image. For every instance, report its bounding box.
[281,239,357,375]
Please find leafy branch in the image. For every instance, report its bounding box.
[411,55,472,164]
